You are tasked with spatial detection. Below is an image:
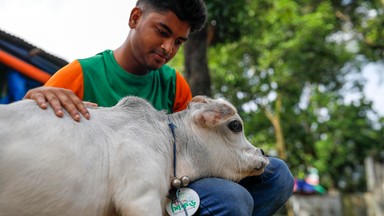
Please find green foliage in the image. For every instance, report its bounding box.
[332,0,384,61]
[205,0,383,192]
[311,92,383,191]
[167,47,185,73]
[204,0,247,44]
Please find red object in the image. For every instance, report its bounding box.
[0,50,51,83]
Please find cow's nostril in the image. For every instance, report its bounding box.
[260,149,265,156]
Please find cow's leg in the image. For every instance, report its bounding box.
[114,189,164,216]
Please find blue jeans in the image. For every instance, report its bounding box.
[188,157,294,216]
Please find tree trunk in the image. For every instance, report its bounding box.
[264,93,287,160]
[184,25,211,97]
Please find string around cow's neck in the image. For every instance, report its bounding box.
[167,115,190,216]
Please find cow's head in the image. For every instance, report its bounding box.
[177,95,269,182]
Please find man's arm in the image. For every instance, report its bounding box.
[173,71,192,112]
[24,60,96,122]
[24,86,94,121]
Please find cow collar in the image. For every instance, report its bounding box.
[167,115,190,188]
[167,116,200,216]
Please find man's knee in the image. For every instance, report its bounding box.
[189,178,254,215]
[268,157,294,199]
[239,157,294,215]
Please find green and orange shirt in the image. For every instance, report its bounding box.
[44,50,192,113]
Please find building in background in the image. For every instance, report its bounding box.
[0,29,68,103]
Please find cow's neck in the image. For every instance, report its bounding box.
[167,115,192,189]
[166,112,200,182]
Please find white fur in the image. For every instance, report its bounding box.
[0,96,268,216]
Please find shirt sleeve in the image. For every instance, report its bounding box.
[44,60,85,100]
[173,71,192,112]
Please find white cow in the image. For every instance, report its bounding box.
[0,95,268,216]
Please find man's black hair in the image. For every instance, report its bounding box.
[136,0,207,33]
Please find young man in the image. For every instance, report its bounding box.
[24,0,294,215]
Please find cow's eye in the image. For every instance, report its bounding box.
[228,120,242,132]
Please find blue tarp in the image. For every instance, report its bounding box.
[0,69,40,103]
[0,29,68,104]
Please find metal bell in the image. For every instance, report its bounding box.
[171,178,182,188]
[180,176,190,187]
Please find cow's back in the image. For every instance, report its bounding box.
[0,100,117,215]
[0,98,172,216]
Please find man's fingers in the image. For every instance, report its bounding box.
[54,91,82,121]
[69,94,91,120]
[83,101,98,108]
[76,106,90,120]
[29,93,48,109]
[24,86,90,122]
[36,97,48,109]
[44,91,66,118]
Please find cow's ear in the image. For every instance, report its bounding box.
[194,101,236,127]
[191,95,210,104]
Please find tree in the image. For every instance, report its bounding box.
[184,26,211,96]
[170,0,384,192]
[307,87,383,191]
[211,1,353,159]
[207,0,383,191]
[183,0,248,96]
[331,0,384,61]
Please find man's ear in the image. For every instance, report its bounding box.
[129,7,142,28]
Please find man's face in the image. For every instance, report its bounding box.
[130,8,191,70]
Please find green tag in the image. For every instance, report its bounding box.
[166,188,200,216]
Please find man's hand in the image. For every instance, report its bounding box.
[24,86,97,122]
